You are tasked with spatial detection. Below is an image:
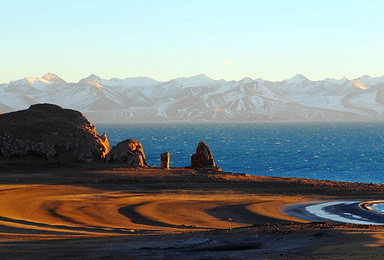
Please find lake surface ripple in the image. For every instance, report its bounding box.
[96,122,384,184]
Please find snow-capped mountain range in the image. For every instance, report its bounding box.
[1,73,384,123]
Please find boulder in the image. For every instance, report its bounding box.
[191,141,221,171]
[0,104,109,163]
[106,139,147,167]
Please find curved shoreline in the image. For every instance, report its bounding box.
[360,200,384,216]
[285,200,384,225]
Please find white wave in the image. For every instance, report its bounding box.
[305,201,382,225]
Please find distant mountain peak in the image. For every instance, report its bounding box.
[24,74,60,85]
[323,77,349,84]
[189,74,213,80]
[284,74,309,84]
[292,74,309,80]
[82,74,102,82]
[240,77,254,84]
[172,74,216,87]
[199,73,209,77]
[42,73,66,83]
[42,73,57,80]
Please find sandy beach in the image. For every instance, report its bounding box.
[0,165,383,259]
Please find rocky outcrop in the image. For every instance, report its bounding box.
[106,139,147,167]
[191,142,221,171]
[161,152,170,169]
[0,104,109,162]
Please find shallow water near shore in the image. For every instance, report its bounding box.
[96,122,384,184]
[367,201,384,214]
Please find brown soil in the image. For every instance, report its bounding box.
[0,164,384,259]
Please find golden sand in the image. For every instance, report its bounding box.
[0,184,316,241]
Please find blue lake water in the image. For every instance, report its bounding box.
[96,122,384,184]
[369,202,384,214]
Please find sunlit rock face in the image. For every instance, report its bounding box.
[106,138,147,167]
[0,103,109,162]
[100,133,110,155]
[191,141,221,171]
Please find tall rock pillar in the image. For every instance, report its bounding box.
[161,152,170,169]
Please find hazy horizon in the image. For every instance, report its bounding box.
[2,71,384,85]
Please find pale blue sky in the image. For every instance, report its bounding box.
[1,0,384,83]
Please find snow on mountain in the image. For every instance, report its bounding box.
[284,74,310,84]
[172,74,217,88]
[118,77,161,88]
[1,73,384,122]
[41,73,66,83]
[240,77,254,84]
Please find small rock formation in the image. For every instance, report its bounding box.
[191,141,221,171]
[106,139,147,167]
[100,133,110,153]
[0,104,109,163]
[161,152,170,169]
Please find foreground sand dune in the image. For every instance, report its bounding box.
[1,167,384,258]
[0,183,310,241]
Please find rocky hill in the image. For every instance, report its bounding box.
[0,104,109,163]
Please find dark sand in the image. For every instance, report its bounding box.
[1,165,384,259]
